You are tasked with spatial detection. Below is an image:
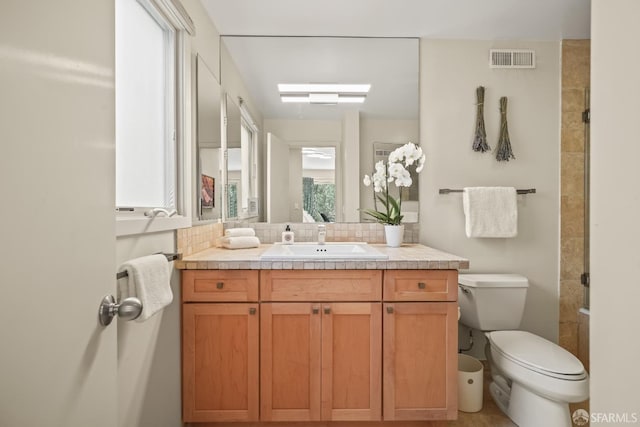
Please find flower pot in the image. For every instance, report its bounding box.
[384,224,404,247]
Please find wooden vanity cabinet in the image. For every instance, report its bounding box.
[260,271,382,422]
[382,270,458,421]
[182,271,260,423]
[181,268,457,424]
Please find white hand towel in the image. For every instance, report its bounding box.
[220,236,261,249]
[463,187,518,238]
[117,254,173,322]
[225,228,256,237]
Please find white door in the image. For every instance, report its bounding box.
[0,1,117,426]
[266,132,292,222]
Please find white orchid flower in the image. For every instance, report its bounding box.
[363,174,371,186]
[400,143,420,166]
[416,154,426,173]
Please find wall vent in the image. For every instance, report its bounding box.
[489,49,536,69]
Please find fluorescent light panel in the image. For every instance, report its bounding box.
[280,94,366,104]
[278,83,370,93]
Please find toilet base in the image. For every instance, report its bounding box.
[505,382,572,427]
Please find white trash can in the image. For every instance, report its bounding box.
[458,354,483,412]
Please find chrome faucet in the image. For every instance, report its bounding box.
[317,224,326,245]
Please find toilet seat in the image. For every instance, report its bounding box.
[487,331,587,381]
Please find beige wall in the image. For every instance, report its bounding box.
[419,39,562,358]
[590,0,640,419]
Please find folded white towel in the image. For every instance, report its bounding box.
[225,228,256,237]
[220,236,261,249]
[463,187,518,238]
[117,254,173,322]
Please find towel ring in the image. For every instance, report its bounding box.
[98,295,143,326]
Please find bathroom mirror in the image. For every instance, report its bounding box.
[220,36,419,223]
[195,55,222,221]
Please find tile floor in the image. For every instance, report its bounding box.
[449,361,590,427]
[449,361,515,427]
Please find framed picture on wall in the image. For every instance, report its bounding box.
[201,174,214,208]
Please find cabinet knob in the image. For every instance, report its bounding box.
[324,306,331,315]
[418,282,426,289]
[312,307,320,314]
[386,306,394,314]
[216,282,224,289]
[249,307,256,315]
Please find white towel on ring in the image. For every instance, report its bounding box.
[462,187,518,238]
[224,228,256,237]
[117,254,173,322]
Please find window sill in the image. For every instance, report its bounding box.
[116,215,192,237]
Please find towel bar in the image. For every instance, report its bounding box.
[439,188,536,195]
[116,252,181,280]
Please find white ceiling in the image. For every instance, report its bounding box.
[201,0,590,39]
[202,0,590,120]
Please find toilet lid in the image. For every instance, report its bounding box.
[488,331,585,378]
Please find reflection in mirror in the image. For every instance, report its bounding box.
[371,142,419,223]
[266,134,335,222]
[195,55,222,221]
[221,36,419,223]
[225,94,241,219]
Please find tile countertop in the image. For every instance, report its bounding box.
[174,244,469,270]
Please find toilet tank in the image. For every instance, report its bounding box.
[458,274,529,331]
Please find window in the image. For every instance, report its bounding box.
[116,0,176,210]
[115,0,194,235]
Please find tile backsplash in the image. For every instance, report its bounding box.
[224,222,420,244]
[177,222,420,257]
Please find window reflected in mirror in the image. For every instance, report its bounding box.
[195,55,222,221]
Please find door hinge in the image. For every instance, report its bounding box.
[582,109,590,124]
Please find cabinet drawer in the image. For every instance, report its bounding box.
[383,270,457,301]
[182,270,259,302]
[260,270,382,301]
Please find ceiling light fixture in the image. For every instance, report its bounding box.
[279,83,370,104]
[278,83,371,93]
[280,94,367,104]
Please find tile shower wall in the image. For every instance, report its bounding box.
[560,39,590,361]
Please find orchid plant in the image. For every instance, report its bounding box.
[361,142,425,225]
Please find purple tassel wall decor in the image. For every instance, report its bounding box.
[472,86,490,152]
[495,96,515,161]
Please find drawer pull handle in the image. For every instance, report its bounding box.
[324,307,331,315]
[216,282,224,289]
[312,307,319,314]
[249,307,256,315]
[386,306,394,314]
[418,282,426,289]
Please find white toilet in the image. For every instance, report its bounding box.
[458,274,589,427]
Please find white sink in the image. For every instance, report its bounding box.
[260,242,388,260]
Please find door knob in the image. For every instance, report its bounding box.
[98,295,142,326]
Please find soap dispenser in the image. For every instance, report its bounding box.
[282,225,294,244]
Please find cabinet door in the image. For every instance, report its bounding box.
[261,303,322,421]
[182,303,259,422]
[383,302,458,421]
[321,303,382,421]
